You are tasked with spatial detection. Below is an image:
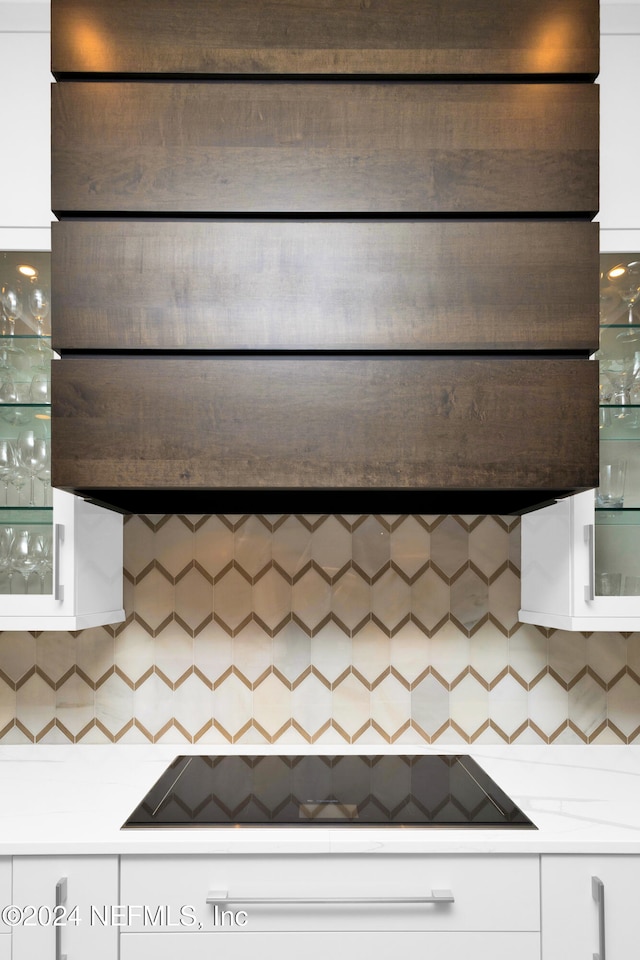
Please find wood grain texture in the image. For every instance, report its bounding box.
[51,220,600,352]
[51,0,599,77]
[51,357,598,492]
[51,82,599,214]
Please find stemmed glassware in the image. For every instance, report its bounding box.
[0,281,25,369]
[15,429,48,507]
[0,526,13,593]
[0,440,15,504]
[31,531,52,593]
[9,528,36,593]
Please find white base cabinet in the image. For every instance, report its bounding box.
[119,853,540,956]
[11,855,119,960]
[120,931,541,960]
[541,855,640,959]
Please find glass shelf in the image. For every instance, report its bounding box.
[596,509,640,525]
[0,508,53,523]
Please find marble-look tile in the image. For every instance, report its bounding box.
[370,673,411,738]
[253,672,292,740]
[390,516,430,577]
[152,625,194,684]
[173,673,215,739]
[231,623,273,684]
[252,566,291,632]
[371,566,411,633]
[35,631,77,684]
[151,515,194,578]
[194,516,235,577]
[351,621,390,684]
[15,672,56,738]
[468,622,509,683]
[487,672,529,740]
[291,566,331,632]
[428,621,471,684]
[468,517,510,578]
[548,631,588,684]
[508,625,549,684]
[272,515,312,577]
[450,567,489,633]
[331,567,371,632]
[568,673,607,740]
[410,567,450,633]
[95,672,134,739]
[212,671,253,739]
[122,515,157,578]
[174,566,213,634]
[272,621,311,683]
[55,673,95,739]
[585,632,628,684]
[607,672,640,738]
[332,672,371,740]
[234,515,272,578]
[134,566,175,632]
[311,516,352,576]
[352,515,391,578]
[73,627,115,683]
[132,672,174,739]
[308,622,353,684]
[0,631,36,683]
[449,673,490,738]
[430,517,469,578]
[388,622,431,684]
[411,673,450,738]
[290,672,332,740]
[193,621,233,680]
[486,566,521,634]
[213,565,253,633]
[528,673,570,740]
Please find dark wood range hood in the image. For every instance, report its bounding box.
[50,0,600,515]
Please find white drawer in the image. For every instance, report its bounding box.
[0,858,10,935]
[121,931,541,960]
[120,854,540,933]
[0,936,9,960]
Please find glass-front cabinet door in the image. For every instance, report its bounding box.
[520,252,640,630]
[0,251,123,629]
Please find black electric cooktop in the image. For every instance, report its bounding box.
[123,755,535,829]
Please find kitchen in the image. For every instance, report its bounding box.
[0,0,640,957]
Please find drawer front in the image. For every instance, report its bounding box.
[12,856,118,960]
[120,931,541,960]
[120,854,540,933]
[51,82,598,214]
[51,220,599,353]
[52,0,598,77]
[52,356,598,494]
[0,937,9,960]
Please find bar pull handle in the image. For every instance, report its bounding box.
[55,877,67,960]
[592,875,605,960]
[206,889,454,905]
[585,523,595,602]
[54,524,64,602]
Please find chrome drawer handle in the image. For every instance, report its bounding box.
[55,878,67,960]
[592,876,605,960]
[206,889,454,905]
[584,523,595,602]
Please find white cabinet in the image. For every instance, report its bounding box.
[519,489,640,629]
[12,855,119,960]
[541,855,640,959]
[0,487,124,628]
[600,34,640,233]
[119,853,540,959]
[120,931,541,960]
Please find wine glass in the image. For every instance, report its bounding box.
[37,459,52,507]
[31,531,52,594]
[0,526,13,593]
[28,282,49,337]
[0,282,25,368]
[9,463,29,506]
[27,282,52,369]
[9,528,35,594]
[0,440,15,504]
[29,372,50,404]
[601,261,640,343]
[15,430,48,507]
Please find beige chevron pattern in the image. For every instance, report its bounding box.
[0,514,639,745]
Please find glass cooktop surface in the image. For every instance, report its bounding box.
[122,755,535,829]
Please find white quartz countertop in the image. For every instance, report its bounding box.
[2,744,640,855]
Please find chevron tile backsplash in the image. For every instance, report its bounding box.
[0,513,638,745]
